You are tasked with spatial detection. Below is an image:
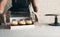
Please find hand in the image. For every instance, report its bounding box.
[34,7,38,12]
[0,10,4,16]
[4,22,10,25]
[0,10,4,14]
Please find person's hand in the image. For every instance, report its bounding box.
[34,7,38,12]
[0,10,4,16]
[4,22,10,25]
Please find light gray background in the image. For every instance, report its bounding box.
[1,0,60,37]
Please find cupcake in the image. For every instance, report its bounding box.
[25,18,33,25]
[18,19,26,25]
[11,19,18,26]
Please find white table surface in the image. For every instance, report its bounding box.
[0,23,60,37]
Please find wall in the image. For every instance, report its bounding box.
[38,0,60,23]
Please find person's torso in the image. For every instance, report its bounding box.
[12,0,30,11]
